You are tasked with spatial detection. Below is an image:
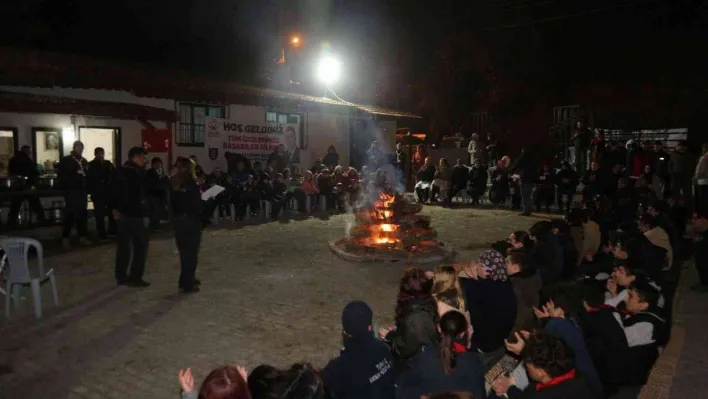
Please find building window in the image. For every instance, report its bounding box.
[266,111,300,125]
[178,103,225,145]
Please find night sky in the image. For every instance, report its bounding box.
[3,0,708,138]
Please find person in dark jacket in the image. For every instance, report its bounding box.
[652,141,671,197]
[323,145,340,170]
[322,301,394,399]
[267,144,288,173]
[581,161,608,199]
[449,159,468,203]
[529,221,564,287]
[534,165,555,213]
[505,284,603,396]
[145,157,169,231]
[555,162,578,213]
[7,145,46,225]
[170,157,203,293]
[577,279,633,396]
[395,311,485,399]
[669,140,697,212]
[509,147,537,216]
[112,147,150,287]
[572,120,592,172]
[507,251,543,332]
[395,142,407,174]
[415,158,436,203]
[460,250,517,359]
[58,140,90,248]
[380,268,439,370]
[467,159,487,204]
[87,147,116,239]
[492,331,600,399]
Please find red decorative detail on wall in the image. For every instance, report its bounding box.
[141,128,171,152]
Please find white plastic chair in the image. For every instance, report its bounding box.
[0,237,58,319]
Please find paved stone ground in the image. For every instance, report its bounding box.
[0,206,543,399]
[1,206,702,399]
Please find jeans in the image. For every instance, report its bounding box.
[62,190,88,238]
[174,215,201,289]
[114,217,149,282]
[520,182,534,213]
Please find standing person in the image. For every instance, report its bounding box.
[449,159,468,202]
[112,147,150,287]
[321,301,394,399]
[87,147,116,240]
[267,144,288,173]
[58,140,90,248]
[653,141,671,197]
[572,120,591,172]
[590,129,606,165]
[510,147,536,216]
[323,145,340,171]
[395,142,407,175]
[171,157,203,293]
[486,133,498,168]
[7,145,46,226]
[467,133,479,165]
[145,157,169,231]
[367,140,384,170]
[670,140,697,212]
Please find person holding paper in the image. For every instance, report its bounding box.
[171,157,204,294]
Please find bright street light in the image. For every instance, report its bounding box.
[316,56,342,86]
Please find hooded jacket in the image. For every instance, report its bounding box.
[322,334,394,399]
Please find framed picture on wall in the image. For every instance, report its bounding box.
[44,132,60,150]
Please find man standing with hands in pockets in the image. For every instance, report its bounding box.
[112,147,151,287]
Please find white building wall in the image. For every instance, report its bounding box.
[302,112,351,169]
[0,112,167,164]
[0,86,397,172]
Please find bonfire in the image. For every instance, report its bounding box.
[329,182,455,263]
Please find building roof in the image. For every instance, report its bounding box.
[0,90,177,122]
[0,46,421,119]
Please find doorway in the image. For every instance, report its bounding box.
[0,128,18,177]
[78,127,121,165]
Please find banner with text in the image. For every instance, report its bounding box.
[204,116,300,171]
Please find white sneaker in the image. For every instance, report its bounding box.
[78,237,92,246]
[62,239,71,250]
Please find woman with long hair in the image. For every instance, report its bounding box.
[395,311,485,399]
[432,265,473,346]
[433,158,452,206]
[178,365,250,399]
[381,268,439,365]
[171,157,203,293]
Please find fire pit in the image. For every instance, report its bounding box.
[329,191,456,264]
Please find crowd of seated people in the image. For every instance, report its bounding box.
[410,138,707,220]
[176,160,708,398]
[192,148,382,225]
